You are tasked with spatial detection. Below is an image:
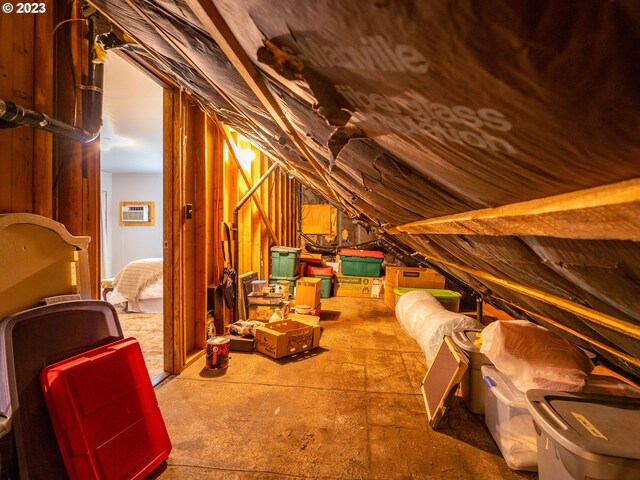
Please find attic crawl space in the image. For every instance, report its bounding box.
[0,0,639,477]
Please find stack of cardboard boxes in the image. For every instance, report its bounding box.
[247,291,290,321]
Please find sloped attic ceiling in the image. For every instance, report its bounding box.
[89,0,640,379]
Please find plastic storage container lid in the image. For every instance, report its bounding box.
[394,287,462,299]
[306,265,334,276]
[526,390,640,460]
[452,329,483,354]
[271,246,302,253]
[338,248,385,259]
[482,365,527,408]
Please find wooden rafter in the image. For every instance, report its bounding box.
[419,253,640,341]
[185,0,344,206]
[388,178,640,241]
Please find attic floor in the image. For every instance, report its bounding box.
[150,296,537,480]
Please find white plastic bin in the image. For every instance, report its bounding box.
[482,366,538,471]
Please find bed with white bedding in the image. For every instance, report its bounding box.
[107,257,163,313]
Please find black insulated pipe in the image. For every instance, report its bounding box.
[301,233,422,267]
[0,99,99,143]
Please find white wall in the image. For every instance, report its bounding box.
[100,171,113,278]
[110,173,163,274]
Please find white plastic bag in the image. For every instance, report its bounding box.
[480,320,594,392]
[395,290,480,364]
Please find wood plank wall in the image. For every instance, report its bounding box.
[0,5,53,214]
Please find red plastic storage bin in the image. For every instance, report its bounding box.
[306,265,334,276]
[337,249,385,259]
[40,338,172,480]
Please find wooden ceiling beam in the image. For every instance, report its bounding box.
[388,178,640,241]
[186,0,345,206]
[419,252,640,341]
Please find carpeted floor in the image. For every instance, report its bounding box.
[116,307,165,380]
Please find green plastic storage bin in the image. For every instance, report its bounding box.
[307,274,333,298]
[393,287,462,312]
[339,249,384,277]
[271,246,302,277]
[269,275,299,298]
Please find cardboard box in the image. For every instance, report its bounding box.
[384,267,445,309]
[248,302,290,321]
[295,277,322,308]
[334,275,383,298]
[255,319,321,359]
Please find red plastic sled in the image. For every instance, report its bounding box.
[40,338,171,480]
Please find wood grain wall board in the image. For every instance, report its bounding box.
[193,107,207,350]
[0,13,35,214]
[183,98,198,357]
[162,87,176,374]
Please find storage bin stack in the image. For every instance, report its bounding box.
[384,266,446,309]
[269,246,302,298]
[305,264,334,299]
[334,249,385,298]
[247,290,290,321]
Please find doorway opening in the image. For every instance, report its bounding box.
[99,52,166,383]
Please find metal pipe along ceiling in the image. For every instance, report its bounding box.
[0,99,100,144]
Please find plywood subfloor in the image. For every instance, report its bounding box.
[150,296,537,479]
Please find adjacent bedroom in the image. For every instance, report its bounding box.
[99,52,165,383]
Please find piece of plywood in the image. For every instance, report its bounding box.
[302,204,334,234]
[421,336,469,430]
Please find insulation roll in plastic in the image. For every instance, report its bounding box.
[395,290,480,365]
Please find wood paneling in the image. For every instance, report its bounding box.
[193,105,207,350]
[0,9,39,214]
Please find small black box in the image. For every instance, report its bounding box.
[223,334,254,352]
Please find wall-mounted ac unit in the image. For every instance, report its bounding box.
[121,204,150,223]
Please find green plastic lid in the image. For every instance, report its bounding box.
[271,246,301,253]
[393,287,461,299]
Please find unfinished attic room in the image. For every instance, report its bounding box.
[2,1,640,480]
